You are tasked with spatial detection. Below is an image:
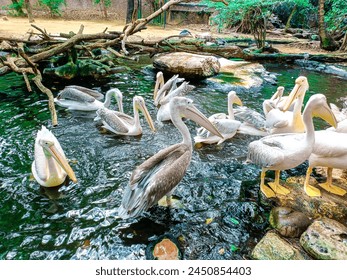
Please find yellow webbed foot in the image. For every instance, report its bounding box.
[260,183,276,198]
[268,182,290,196]
[319,182,347,196]
[304,183,321,197]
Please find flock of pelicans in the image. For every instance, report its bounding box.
[32,72,347,220]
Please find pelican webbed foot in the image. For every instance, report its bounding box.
[319,182,347,196]
[267,182,291,196]
[260,183,276,198]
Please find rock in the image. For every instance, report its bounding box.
[2,16,8,21]
[273,176,347,222]
[300,218,347,259]
[153,52,220,79]
[295,59,347,80]
[269,207,312,238]
[209,58,264,90]
[311,34,320,41]
[251,231,309,260]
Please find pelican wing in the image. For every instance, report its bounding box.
[65,85,104,100]
[57,87,96,103]
[247,138,285,168]
[97,108,129,134]
[234,106,266,130]
[119,143,191,219]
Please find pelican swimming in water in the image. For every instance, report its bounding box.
[304,130,347,197]
[156,81,195,122]
[55,87,123,112]
[265,76,308,134]
[118,96,223,219]
[153,72,184,105]
[32,126,77,187]
[194,91,242,145]
[247,94,337,198]
[95,96,156,136]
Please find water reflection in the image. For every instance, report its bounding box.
[0,63,347,260]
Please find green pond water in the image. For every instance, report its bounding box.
[0,61,346,260]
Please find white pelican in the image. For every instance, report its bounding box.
[32,126,77,187]
[194,91,242,145]
[304,130,347,196]
[153,73,184,106]
[263,86,285,115]
[156,81,195,122]
[55,87,122,112]
[247,94,337,198]
[118,96,223,219]
[266,76,308,134]
[95,96,156,136]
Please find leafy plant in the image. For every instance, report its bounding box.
[38,0,66,17]
[5,0,26,17]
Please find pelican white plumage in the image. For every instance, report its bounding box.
[247,94,337,198]
[194,91,242,145]
[266,76,309,134]
[233,105,268,136]
[55,87,122,112]
[118,96,223,219]
[95,96,156,136]
[156,81,195,122]
[32,126,77,187]
[304,130,347,196]
[263,86,285,116]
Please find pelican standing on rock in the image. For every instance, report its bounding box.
[194,91,242,145]
[95,96,156,136]
[266,76,308,134]
[304,130,347,197]
[247,94,337,198]
[118,96,223,219]
[32,126,77,187]
[55,87,123,112]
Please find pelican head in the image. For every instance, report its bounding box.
[33,126,77,187]
[134,96,156,132]
[107,88,123,113]
[281,76,309,111]
[310,94,337,128]
[271,86,284,104]
[170,96,223,139]
[228,91,243,106]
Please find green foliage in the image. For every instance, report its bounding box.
[325,0,347,32]
[5,0,25,17]
[93,0,112,8]
[39,0,66,17]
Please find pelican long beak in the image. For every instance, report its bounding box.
[313,103,338,129]
[233,95,243,106]
[139,103,156,132]
[47,144,78,183]
[153,72,164,101]
[185,105,224,139]
[270,86,284,102]
[281,78,308,111]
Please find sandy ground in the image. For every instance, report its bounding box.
[0,16,328,55]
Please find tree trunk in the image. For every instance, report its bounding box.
[25,0,34,23]
[285,5,297,32]
[340,32,347,51]
[318,0,338,51]
[100,0,108,19]
[126,0,135,23]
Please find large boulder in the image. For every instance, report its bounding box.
[300,218,347,260]
[153,52,220,79]
[251,231,310,260]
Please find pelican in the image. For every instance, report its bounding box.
[153,73,184,106]
[156,81,195,122]
[118,96,223,219]
[55,87,123,112]
[95,96,156,136]
[194,91,242,145]
[32,126,77,187]
[304,130,347,196]
[263,86,285,115]
[266,76,308,134]
[247,94,337,198]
